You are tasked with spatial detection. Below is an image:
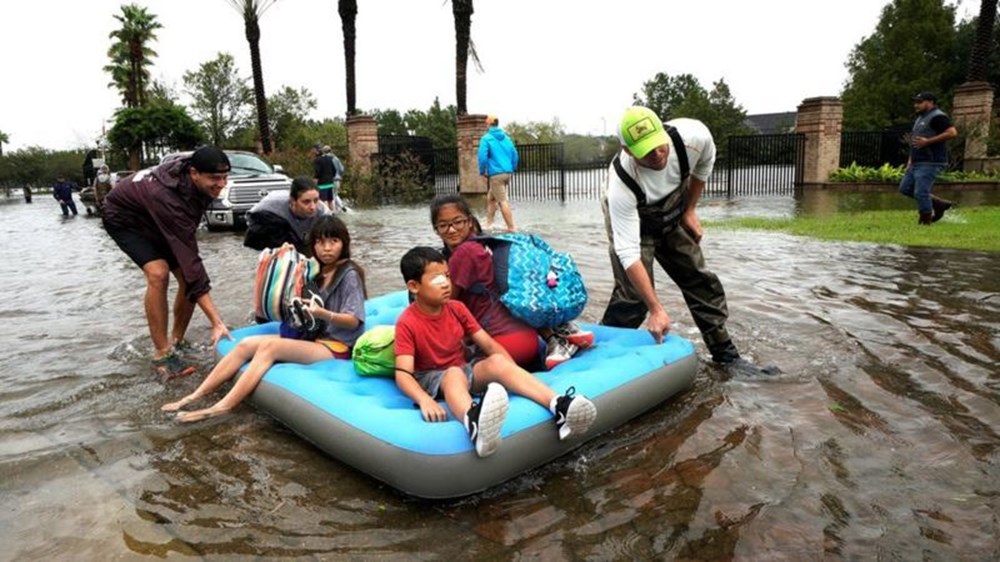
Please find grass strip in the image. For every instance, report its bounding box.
[706,206,1000,252]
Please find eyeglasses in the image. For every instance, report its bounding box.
[435,217,470,233]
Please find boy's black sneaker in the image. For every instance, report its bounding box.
[464,383,509,458]
[553,386,597,441]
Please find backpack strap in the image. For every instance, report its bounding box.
[611,124,690,206]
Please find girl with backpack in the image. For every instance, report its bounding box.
[430,194,592,370]
[162,215,367,422]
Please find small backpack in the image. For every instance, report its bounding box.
[470,233,587,329]
[351,325,396,376]
[252,245,320,323]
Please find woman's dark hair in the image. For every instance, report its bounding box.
[306,215,367,297]
[430,194,482,258]
[430,194,473,225]
[290,176,318,201]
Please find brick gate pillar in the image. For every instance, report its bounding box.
[456,114,489,194]
[346,114,378,176]
[795,97,843,186]
[951,81,994,170]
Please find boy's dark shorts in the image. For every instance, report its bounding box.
[104,223,179,270]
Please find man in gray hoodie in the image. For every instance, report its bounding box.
[103,146,234,379]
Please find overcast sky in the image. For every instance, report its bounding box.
[0,0,979,151]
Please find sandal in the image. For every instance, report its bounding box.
[153,353,197,380]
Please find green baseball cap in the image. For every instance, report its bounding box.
[619,106,669,159]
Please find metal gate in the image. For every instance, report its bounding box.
[723,133,805,197]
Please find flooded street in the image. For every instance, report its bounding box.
[1,193,998,560]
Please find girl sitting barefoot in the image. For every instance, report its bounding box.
[162,215,366,422]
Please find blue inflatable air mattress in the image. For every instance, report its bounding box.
[220,291,698,499]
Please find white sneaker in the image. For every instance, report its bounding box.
[545,336,578,370]
[464,383,509,457]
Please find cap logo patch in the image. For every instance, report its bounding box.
[627,117,656,143]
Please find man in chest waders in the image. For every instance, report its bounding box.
[601,106,778,376]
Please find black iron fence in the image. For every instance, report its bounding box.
[724,133,805,196]
[840,128,909,168]
[381,133,808,201]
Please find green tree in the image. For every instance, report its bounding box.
[267,85,317,150]
[1,147,95,187]
[339,0,359,116]
[505,119,565,144]
[840,0,959,129]
[0,130,8,157]
[563,133,618,164]
[147,78,180,107]
[104,4,162,108]
[633,73,751,153]
[408,98,457,148]
[370,100,458,147]
[183,52,253,146]
[108,105,204,170]
[226,0,278,154]
[632,73,703,120]
[371,109,409,136]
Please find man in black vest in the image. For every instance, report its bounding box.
[900,91,958,224]
[602,106,777,376]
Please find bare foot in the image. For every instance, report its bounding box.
[176,406,232,423]
[161,395,198,412]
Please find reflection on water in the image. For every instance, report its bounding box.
[1,193,998,559]
[796,187,1000,216]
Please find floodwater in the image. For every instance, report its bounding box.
[1,193,998,560]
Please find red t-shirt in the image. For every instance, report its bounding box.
[394,300,482,372]
[448,240,533,337]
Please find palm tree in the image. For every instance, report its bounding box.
[451,0,483,115]
[0,130,8,156]
[226,0,278,154]
[967,0,998,82]
[104,4,162,108]
[339,0,358,116]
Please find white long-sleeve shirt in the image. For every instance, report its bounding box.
[605,118,716,269]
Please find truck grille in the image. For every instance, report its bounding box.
[228,177,291,206]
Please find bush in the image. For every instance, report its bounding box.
[829,162,1000,183]
[938,169,1000,182]
[342,152,432,207]
[828,162,905,182]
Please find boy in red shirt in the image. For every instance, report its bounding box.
[394,247,597,458]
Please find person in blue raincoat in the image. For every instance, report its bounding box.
[478,115,519,232]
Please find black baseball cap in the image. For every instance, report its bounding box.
[913,91,937,103]
[189,146,231,174]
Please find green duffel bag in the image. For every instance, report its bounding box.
[352,325,396,377]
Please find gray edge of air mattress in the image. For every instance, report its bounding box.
[248,353,699,500]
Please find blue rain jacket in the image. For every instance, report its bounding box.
[478,127,519,176]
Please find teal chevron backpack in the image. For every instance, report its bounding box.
[470,233,587,329]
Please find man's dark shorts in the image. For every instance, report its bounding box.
[104,222,179,270]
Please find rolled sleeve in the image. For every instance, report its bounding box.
[606,178,643,270]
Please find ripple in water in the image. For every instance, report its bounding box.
[1,196,998,559]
